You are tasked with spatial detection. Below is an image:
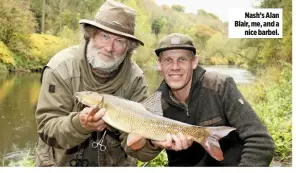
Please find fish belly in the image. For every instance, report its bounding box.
[103,107,180,141]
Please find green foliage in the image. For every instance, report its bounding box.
[2,149,35,167]
[207,13,220,20]
[204,32,227,59]
[151,18,164,37]
[237,0,292,69]
[0,0,36,44]
[197,9,207,16]
[58,26,80,44]
[137,150,168,167]
[193,24,217,51]
[207,57,228,65]
[0,32,75,71]
[239,64,292,161]
[171,5,185,12]
[1,0,290,71]
[0,41,15,66]
[0,63,8,74]
[30,0,105,34]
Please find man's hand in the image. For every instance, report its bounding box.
[79,107,106,131]
[151,133,193,151]
[129,137,147,150]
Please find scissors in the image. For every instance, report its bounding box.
[92,130,107,151]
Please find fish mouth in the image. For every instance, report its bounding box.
[74,91,104,108]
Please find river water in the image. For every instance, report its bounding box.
[0,65,255,165]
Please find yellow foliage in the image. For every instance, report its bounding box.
[209,56,228,65]
[29,34,72,62]
[256,66,282,84]
[0,42,16,65]
[196,24,217,37]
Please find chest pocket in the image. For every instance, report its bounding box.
[197,116,224,126]
[195,91,226,127]
[195,104,226,127]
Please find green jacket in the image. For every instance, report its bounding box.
[34,41,158,167]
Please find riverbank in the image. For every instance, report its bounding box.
[239,64,292,164]
[0,33,78,75]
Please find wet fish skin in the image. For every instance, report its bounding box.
[74,91,236,161]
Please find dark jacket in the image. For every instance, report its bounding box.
[129,65,275,166]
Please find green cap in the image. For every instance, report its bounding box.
[155,33,196,57]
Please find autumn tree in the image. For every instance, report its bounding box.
[151,18,164,38]
[0,0,36,44]
[171,5,184,12]
[194,24,217,50]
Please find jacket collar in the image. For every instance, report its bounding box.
[157,65,206,103]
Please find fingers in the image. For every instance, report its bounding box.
[165,133,173,148]
[79,107,106,131]
[171,132,189,151]
[87,106,100,120]
[151,133,173,149]
[151,133,193,151]
[187,136,193,147]
[171,134,182,151]
[92,108,106,121]
[87,119,106,131]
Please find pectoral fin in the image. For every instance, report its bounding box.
[141,91,163,116]
[127,133,146,150]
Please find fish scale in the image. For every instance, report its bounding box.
[75,91,236,161]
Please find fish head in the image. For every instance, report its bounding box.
[74,91,103,108]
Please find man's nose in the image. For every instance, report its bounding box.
[171,61,180,70]
[104,39,115,52]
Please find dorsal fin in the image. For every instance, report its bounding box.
[141,91,163,116]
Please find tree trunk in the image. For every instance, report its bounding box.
[59,0,63,33]
[41,0,46,33]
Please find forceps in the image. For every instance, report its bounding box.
[92,130,107,151]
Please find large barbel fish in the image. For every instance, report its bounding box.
[74,91,235,161]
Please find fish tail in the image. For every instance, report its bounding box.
[190,126,235,161]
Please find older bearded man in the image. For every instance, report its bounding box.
[34,0,159,167]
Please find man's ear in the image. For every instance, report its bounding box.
[157,59,162,71]
[192,55,199,69]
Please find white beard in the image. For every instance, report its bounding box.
[86,39,127,73]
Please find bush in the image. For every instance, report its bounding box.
[0,41,16,71]
[0,63,8,74]
[0,0,36,44]
[209,56,228,65]
[1,149,35,167]
[239,63,292,161]
[30,34,69,63]
[137,150,168,167]
[0,32,77,71]
[0,41,15,66]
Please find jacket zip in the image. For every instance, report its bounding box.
[164,97,190,116]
